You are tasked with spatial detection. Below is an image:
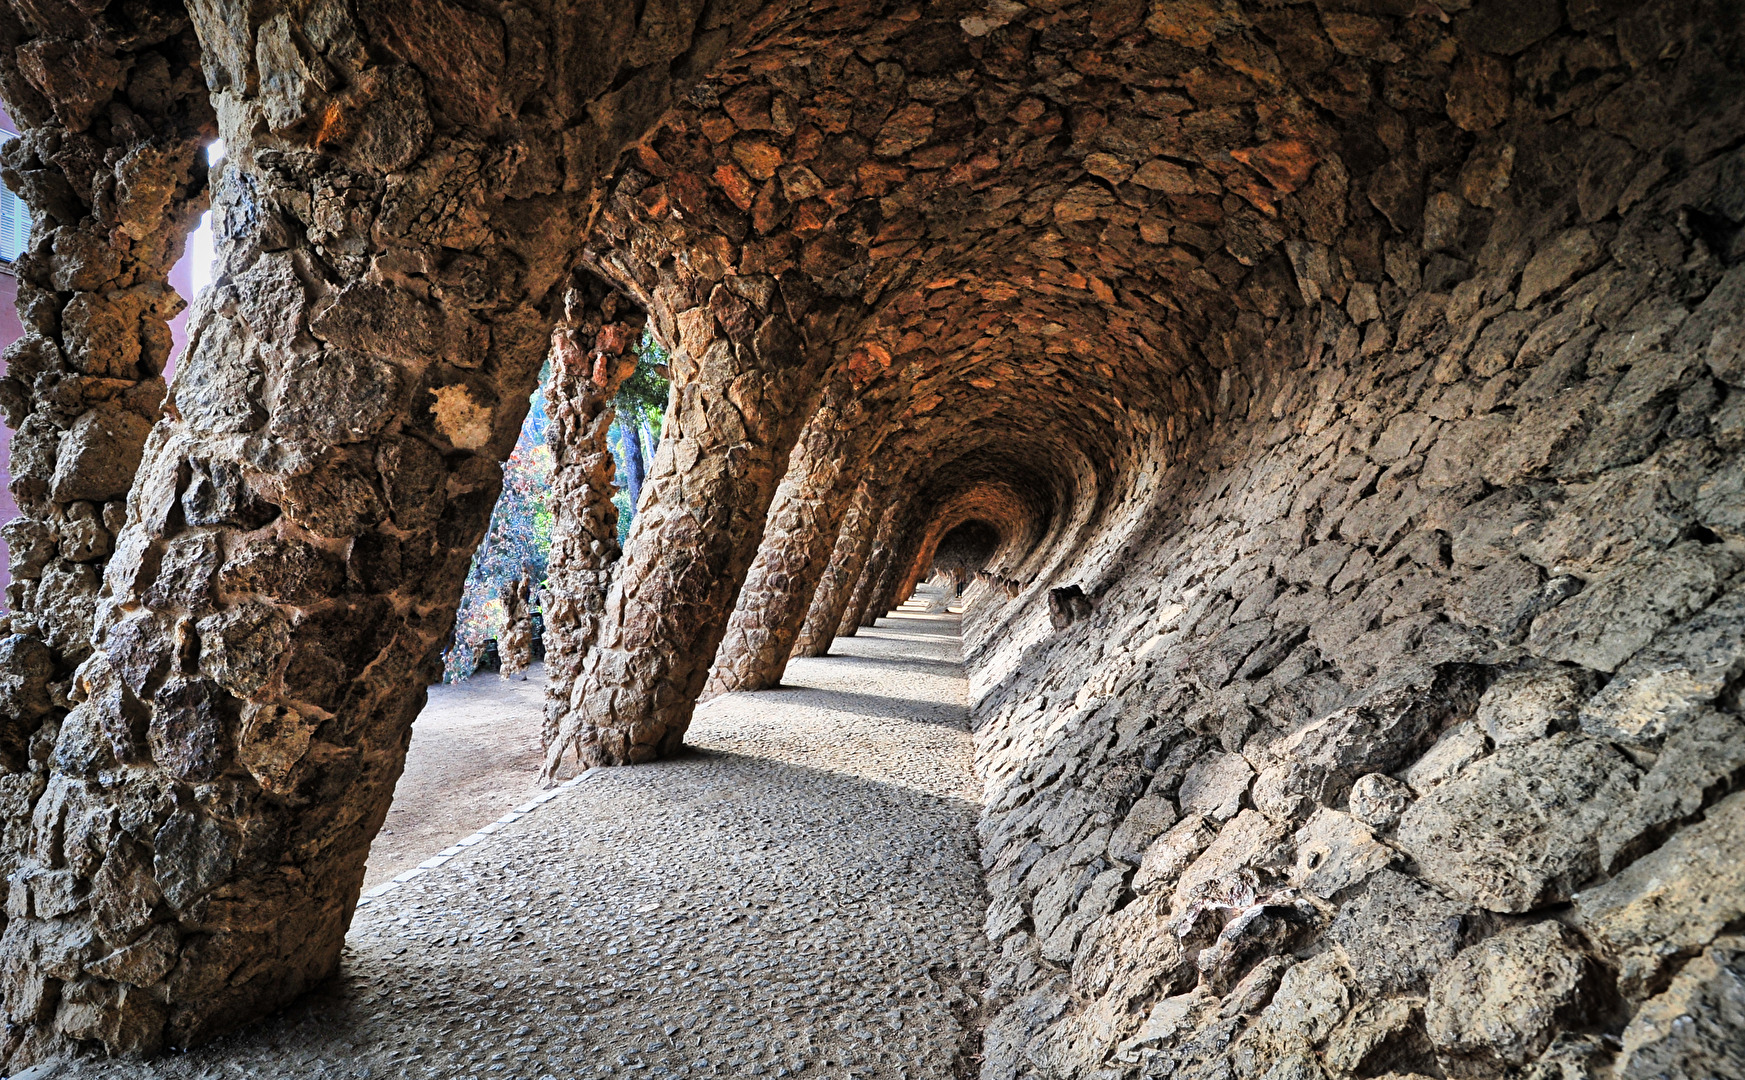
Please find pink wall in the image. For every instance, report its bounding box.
[0,103,201,607]
[0,269,21,605]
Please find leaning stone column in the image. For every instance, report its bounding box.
[869,513,923,621]
[0,0,705,1062]
[545,280,852,770]
[790,478,878,658]
[704,394,881,696]
[539,275,645,754]
[840,502,905,634]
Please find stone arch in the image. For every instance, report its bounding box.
[0,0,1739,1074]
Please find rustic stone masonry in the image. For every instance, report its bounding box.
[0,0,213,972]
[791,476,879,657]
[540,274,859,768]
[0,0,775,1065]
[537,271,644,756]
[930,520,1003,590]
[956,6,1745,1079]
[498,574,532,679]
[841,500,904,636]
[0,0,1740,1073]
[706,385,887,695]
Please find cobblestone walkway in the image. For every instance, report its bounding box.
[52,589,988,1080]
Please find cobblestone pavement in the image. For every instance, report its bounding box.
[50,589,988,1080]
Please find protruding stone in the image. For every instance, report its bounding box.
[1427,922,1594,1073]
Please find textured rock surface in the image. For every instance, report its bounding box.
[706,387,886,696]
[792,478,881,657]
[0,0,1740,1071]
[0,0,766,1064]
[499,575,533,680]
[538,273,645,764]
[951,6,1745,1078]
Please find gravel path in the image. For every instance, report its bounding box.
[56,589,989,1080]
[364,663,549,891]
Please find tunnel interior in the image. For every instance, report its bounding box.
[0,0,1740,1075]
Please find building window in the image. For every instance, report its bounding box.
[0,132,24,263]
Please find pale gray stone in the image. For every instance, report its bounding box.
[1346,773,1413,829]
[1427,922,1592,1071]
[1475,666,1595,746]
[1396,733,1641,912]
[1574,791,1745,999]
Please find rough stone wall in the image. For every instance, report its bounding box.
[960,19,1745,1079]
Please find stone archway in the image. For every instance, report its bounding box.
[0,1,1740,1075]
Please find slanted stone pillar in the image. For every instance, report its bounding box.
[0,0,714,1063]
[872,517,924,618]
[544,278,853,770]
[0,3,211,777]
[705,393,881,695]
[539,275,645,755]
[790,478,878,658]
[841,502,904,633]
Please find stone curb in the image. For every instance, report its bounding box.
[354,768,602,908]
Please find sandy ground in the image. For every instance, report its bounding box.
[362,663,551,891]
[61,587,990,1080]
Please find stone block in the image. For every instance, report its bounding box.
[1403,721,1489,794]
[1426,921,1593,1074]
[1107,794,1178,865]
[1330,869,1469,994]
[1177,752,1254,821]
[1475,665,1595,746]
[1615,936,1745,1080]
[1598,711,1745,871]
[1573,791,1745,999]
[1528,543,1733,672]
[1133,814,1219,896]
[1396,733,1640,912]
[1289,808,1395,899]
[1579,585,1745,744]
[1347,773,1412,829]
[1169,809,1291,914]
[48,403,153,503]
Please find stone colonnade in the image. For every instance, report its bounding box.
[0,0,1740,1075]
[705,385,886,695]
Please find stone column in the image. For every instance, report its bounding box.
[539,275,644,755]
[544,278,853,771]
[499,574,533,680]
[0,0,715,1062]
[872,515,925,618]
[704,393,880,695]
[0,1,211,775]
[841,502,905,634]
[0,3,212,1063]
[790,478,878,658]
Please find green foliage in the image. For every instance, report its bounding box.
[616,331,671,432]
